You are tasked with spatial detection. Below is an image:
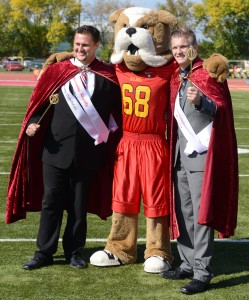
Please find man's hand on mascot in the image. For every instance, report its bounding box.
[203,53,229,83]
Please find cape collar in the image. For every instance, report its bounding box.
[70,57,98,71]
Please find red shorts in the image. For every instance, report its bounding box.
[112,131,169,217]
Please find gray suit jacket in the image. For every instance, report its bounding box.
[174,80,216,171]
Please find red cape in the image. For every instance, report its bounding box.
[6,59,121,224]
[168,58,238,239]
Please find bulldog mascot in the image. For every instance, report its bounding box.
[39,7,229,273]
[90,7,229,273]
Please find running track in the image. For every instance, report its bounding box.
[0,71,38,86]
[0,71,249,90]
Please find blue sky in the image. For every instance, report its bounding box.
[80,0,204,39]
[129,0,203,39]
[131,0,201,9]
[130,0,163,9]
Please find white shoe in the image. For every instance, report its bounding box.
[143,256,171,273]
[90,250,123,267]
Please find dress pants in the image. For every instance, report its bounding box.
[174,157,214,283]
[35,163,95,260]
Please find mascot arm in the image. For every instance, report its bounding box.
[40,51,229,84]
[37,51,75,80]
[42,51,76,71]
[203,53,229,83]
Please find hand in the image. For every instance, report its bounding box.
[187,86,201,106]
[203,53,229,83]
[26,123,40,137]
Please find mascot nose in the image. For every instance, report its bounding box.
[126,27,137,37]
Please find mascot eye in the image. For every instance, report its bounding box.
[141,24,149,29]
[123,24,128,28]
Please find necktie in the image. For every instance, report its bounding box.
[81,71,87,90]
[179,72,188,106]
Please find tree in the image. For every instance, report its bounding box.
[157,0,194,29]
[0,0,12,56]
[81,0,133,60]
[0,0,82,57]
[192,0,249,59]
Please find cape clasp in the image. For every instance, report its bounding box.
[81,66,91,72]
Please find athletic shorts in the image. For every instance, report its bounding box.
[112,131,170,217]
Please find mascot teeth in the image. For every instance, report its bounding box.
[127,43,139,55]
[127,50,139,56]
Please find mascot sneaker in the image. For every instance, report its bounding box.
[90,250,123,267]
[143,256,171,273]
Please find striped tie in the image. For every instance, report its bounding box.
[179,75,188,107]
[81,71,87,89]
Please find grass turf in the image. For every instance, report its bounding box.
[0,86,249,299]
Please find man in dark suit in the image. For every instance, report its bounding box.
[19,25,121,270]
[160,27,238,295]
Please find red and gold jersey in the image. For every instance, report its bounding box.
[115,61,177,134]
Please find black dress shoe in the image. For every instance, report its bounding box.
[180,279,209,294]
[69,254,86,269]
[160,267,193,280]
[22,257,53,270]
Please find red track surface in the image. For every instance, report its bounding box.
[0,72,37,86]
[227,79,249,91]
[0,72,248,90]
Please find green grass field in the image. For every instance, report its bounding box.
[0,86,249,299]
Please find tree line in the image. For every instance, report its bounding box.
[0,0,248,60]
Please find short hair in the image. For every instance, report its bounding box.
[171,26,197,46]
[75,25,100,44]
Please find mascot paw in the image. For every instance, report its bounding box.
[203,53,229,83]
[90,250,123,267]
[143,256,171,273]
[42,51,75,71]
[38,51,76,80]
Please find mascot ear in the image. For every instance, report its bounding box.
[109,8,125,23]
[203,53,229,83]
[157,10,178,26]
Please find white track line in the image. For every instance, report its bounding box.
[0,238,249,243]
[0,124,21,126]
[1,172,249,176]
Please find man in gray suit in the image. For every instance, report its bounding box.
[160,27,238,295]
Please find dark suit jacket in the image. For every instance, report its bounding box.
[30,73,121,170]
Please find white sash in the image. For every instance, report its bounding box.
[61,59,118,145]
[174,94,213,155]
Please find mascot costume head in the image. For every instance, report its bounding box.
[109,7,177,71]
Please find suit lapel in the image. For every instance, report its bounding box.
[91,73,104,101]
